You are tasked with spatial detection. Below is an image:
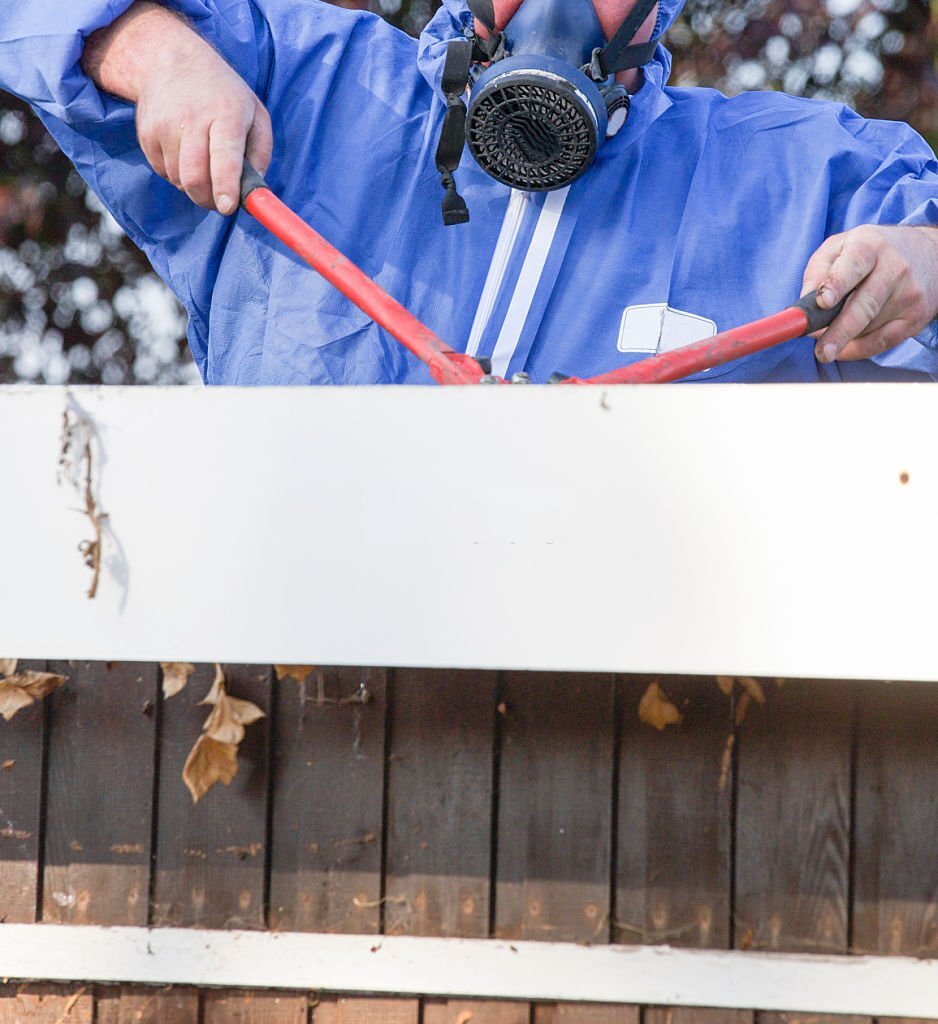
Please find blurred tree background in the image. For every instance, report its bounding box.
[0,0,934,385]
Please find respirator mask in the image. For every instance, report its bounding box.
[435,0,661,224]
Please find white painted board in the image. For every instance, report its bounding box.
[0,925,935,1017]
[0,383,934,679]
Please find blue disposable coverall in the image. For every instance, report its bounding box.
[1,0,937,383]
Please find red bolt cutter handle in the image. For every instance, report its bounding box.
[565,292,846,385]
[240,163,490,386]
[241,164,844,387]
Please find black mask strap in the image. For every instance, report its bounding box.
[434,38,473,226]
[593,0,661,77]
[465,0,507,61]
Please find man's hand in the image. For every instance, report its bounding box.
[802,224,938,363]
[82,1,272,214]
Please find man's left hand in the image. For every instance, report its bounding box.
[801,224,938,363]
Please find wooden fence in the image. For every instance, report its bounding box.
[1,663,936,1021]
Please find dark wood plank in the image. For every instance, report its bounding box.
[0,984,93,1023]
[854,682,938,958]
[384,668,497,938]
[96,985,200,1023]
[424,1001,529,1024]
[268,667,386,934]
[204,990,308,1023]
[534,1004,639,1023]
[734,680,853,954]
[152,663,271,929]
[645,1011,753,1024]
[42,661,157,925]
[615,675,732,948]
[313,997,419,1024]
[0,659,47,923]
[494,672,615,943]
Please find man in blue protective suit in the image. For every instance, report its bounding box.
[1,0,937,383]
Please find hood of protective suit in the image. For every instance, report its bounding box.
[418,0,686,95]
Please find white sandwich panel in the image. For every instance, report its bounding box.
[0,383,933,679]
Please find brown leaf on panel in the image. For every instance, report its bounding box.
[716,675,735,696]
[160,662,196,698]
[638,681,684,731]
[274,664,317,683]
[202,691,265,745]
[0,671,68,721]
[737,676,766,705]
[718,733,735,792]
[0,658,18,676]
[200,662,228,705]
[182,665,265,801]
[182,735,239,803]
[735,691,752,727]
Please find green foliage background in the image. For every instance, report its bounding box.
[0,0,934,384]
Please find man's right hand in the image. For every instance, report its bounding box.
[81,1,273,214]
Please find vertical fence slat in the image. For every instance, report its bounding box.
[42,661,157,926]
[269,667,387,934]
[645,1010,753,1024]
[0,659,47,923]
[424,1000,529,1024]
[203,990,308,1023]
[533,1004,639,1023]
[384,668,497,938]
[854,682,938,958]
[95,985,200,1023]
[152,663,271,929]
[616,675,732,948]
[0,984,93,1023]
[734,680,852,953]
[495,672,615,943]
[312,997,419,1023]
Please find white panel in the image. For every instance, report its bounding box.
[0,383,935,680]
[0,926,934,1017]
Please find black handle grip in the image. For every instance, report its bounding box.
[240,161,269,206]
[795,289,847,333]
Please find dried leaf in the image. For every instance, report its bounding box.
[274,665,316,683]
[183,735,239,803]
[718,734,735,792]
[0,659,17,677]
[737,676,766,705]
[203,692,265,745]
[716,675,734,696]
[0,672,68,721]
[200,663,227,706]
[638,681,683,731]
[0,682,34,721]
[160,662,195,698]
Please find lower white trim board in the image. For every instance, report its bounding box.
[0,926,935,1017]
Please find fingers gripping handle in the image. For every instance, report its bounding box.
[796,289,847,333]
[240,161,269,205]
